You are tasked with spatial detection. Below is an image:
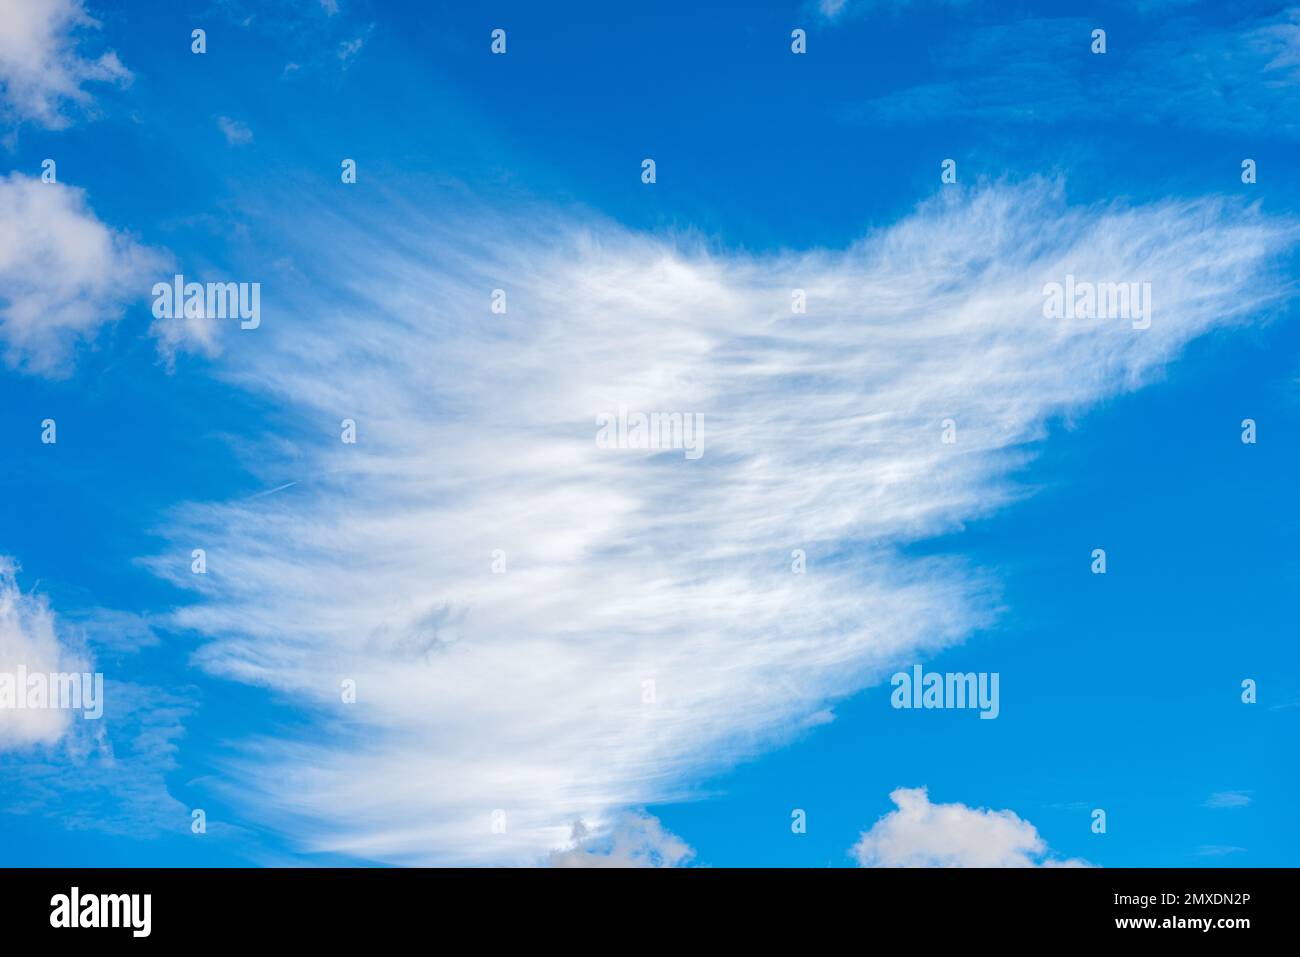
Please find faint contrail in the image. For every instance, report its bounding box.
[246,481,298,500]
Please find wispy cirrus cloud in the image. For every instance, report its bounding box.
[337,35,365,67]
[810,0,970,22]
[851,8,1300,136]
[147,179,1294,865]
[1204,790,1253,809]
[0,675,196,839]
[1196,844,1247,857]
[216,115,253,146]
[212,0,370,75]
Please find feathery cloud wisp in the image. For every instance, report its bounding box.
[216,115,253,146]
[150,180,1294,864]
[853,9,1300,136]
[1205,790,1252,809]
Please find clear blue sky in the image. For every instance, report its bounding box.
[0,0,1296,867]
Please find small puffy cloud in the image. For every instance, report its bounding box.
[1204,790,1252,809]
[0,558,89,750]
[0,0,130,128]
[0,173,167,376]
[852,787,1090,867]
[216,115,253,146]
[338,36,364,66]
[547,813,694,868]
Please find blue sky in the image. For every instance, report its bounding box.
[0,0,1297,867]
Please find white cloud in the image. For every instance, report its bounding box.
[0,0,129,128]
[216,115,253,146]
[0,557,87,750]
[0,675,195,836]
[0,559,194,837]
[338,36,364,66]
[149,180,1293,865]
[856,10,1300,136]
[547,813,694,868]
[1196,844,1246,857]
[0,173,166,375]
[852,787,1089,867]
[1204,790,1252,809]
[64,607,162,653]
[811,0,968,22]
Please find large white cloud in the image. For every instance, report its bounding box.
[0,0,129,128]
[149,180,1293,864]
[0,174,165,375]
[852,787,1089,867]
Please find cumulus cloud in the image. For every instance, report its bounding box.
[547,813,694,868]
[0,174,167,374]
[852,787,1089,867]
[0,0,129,128]
[0,559,195,837]
[0,174,166,375]
[148,180,1293,864]
[0,557,89,750]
